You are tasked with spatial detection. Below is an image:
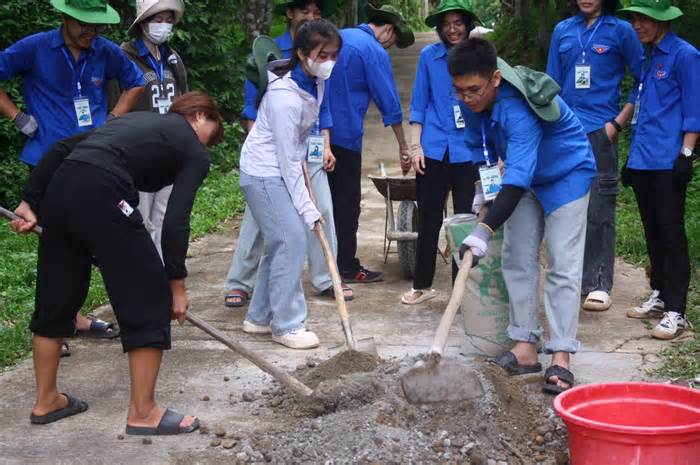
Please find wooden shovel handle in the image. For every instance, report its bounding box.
[0,205,43,235]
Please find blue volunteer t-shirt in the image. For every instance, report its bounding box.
[242,30,293,122]
[0,27,145,166]
[463,81,596,214]
[327,24,403,153]
[409,42,473,163]
[627,32,700,170]
[546,14,642,134]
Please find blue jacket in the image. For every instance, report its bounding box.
[327,24,403,153]
[0,27,145,166]
[547,14,642,134]
[410,42,473,163]
[628,32,700,170]
[463,82,596,214]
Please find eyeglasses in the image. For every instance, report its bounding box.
[455,78,493,101]
[77,21,107,34]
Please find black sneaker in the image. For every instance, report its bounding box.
[341,266,383,283]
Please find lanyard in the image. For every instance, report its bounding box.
[637,48,653,97]
[577,16,604,64]
[313,120,321,135]
[146,53,165,91]
[61,47,88,97]
[481,119,492,166]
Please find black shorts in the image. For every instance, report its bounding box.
[30,161,172,352]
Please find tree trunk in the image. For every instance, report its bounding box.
[238,0,273,43]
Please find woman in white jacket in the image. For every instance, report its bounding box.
[239,19,341,349]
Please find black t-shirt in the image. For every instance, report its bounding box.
[22,112,210,279]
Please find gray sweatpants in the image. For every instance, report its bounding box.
[502,191,590,354]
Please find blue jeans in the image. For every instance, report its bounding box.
[225,166,336,293]
[240,173,308,335]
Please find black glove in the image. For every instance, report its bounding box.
[620,165,632,188]
[674,155,693,185]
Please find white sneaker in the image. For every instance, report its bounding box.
[627,290,665,319]
[651,312,688,340]
[272,328,320,349]
[243,320,271,334]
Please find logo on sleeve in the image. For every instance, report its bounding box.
[591,44,610,54]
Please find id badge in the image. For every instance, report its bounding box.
[631,100,640,125]
[575,65,591,89]
[453,105,465,129]
[73,98,93,127]
[307,135,324,163]
[479,165,502,201]
[156,97,171,114]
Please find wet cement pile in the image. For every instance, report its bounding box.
[197,351,571,464]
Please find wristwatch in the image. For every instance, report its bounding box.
[680,146,695,159]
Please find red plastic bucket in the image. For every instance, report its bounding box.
[554,383,700,465]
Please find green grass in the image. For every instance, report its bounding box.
[0,168,244,370]
[616,132,700,380]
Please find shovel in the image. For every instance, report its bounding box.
[1,205,315,398]
[400,211,489,404]
[303,165,378,356]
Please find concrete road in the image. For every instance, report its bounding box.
[0,32,670,465]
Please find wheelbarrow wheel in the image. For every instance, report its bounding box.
[397,200,417,279]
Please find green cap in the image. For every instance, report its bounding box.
[425,0,481,28]
[245,35,283,102]
[618,0,683,21]
[497,57,561,122]
[50,0,120,24]
[365,4,415,49]
[273,0,337,17]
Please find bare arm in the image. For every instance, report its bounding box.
[0,88,20,120]
[410,123,425,175]
[322,128,336,172]
[110,86,145,117]
[682,132,698,152]
[392,122,411,175]
[605,102,636,141]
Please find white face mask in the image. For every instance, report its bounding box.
[145,22,173,45]
[306,57,336,80]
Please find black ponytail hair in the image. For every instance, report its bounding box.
[435,11,477,48]
[287,18,342,71]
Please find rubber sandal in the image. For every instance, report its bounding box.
[224,289,249,308]
[60,341,71,358]
[582,290,612,312]
[489,351,542,376]
[74,318,120,339]
[401,288,437,305]
[542,365,575,395]
[319,283,354,301]
[125,408,199,436]
[30,393,88,424]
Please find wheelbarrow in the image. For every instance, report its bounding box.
[368,164,448,279]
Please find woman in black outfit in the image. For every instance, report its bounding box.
[10,91,223,435]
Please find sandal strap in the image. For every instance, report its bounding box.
[157,408,185,434]
[544,365,574,386]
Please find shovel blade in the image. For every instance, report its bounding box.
[401,360,485,404]
[330,337,379,357]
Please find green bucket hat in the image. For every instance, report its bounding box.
[618,0,683,21]
[245,36,283,101]
[50,0,120,24]
[365,4,415,49]
[273,0,337,17]
[425,0,481,28]
[497,57,561,122]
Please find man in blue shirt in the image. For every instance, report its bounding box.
[0,0,145,169]
[451,38,596,394]
[547,0,642,312]
[224,0,344,308]
[327,4,414,283]
[618,0,699,341]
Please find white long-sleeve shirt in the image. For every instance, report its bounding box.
[240,68,322,229]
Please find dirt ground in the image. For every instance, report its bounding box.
[0,33,676,465]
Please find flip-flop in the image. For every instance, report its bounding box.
[319,283,354,301]
[61,341,71,357]
[74,318,120,339]
[125,408,200,436]
[582,290,612,312]
[489,351,542,376]
[543,365,575,395]
[224,289,249,308]
[30,393,88,424]
[401,288,437,305]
